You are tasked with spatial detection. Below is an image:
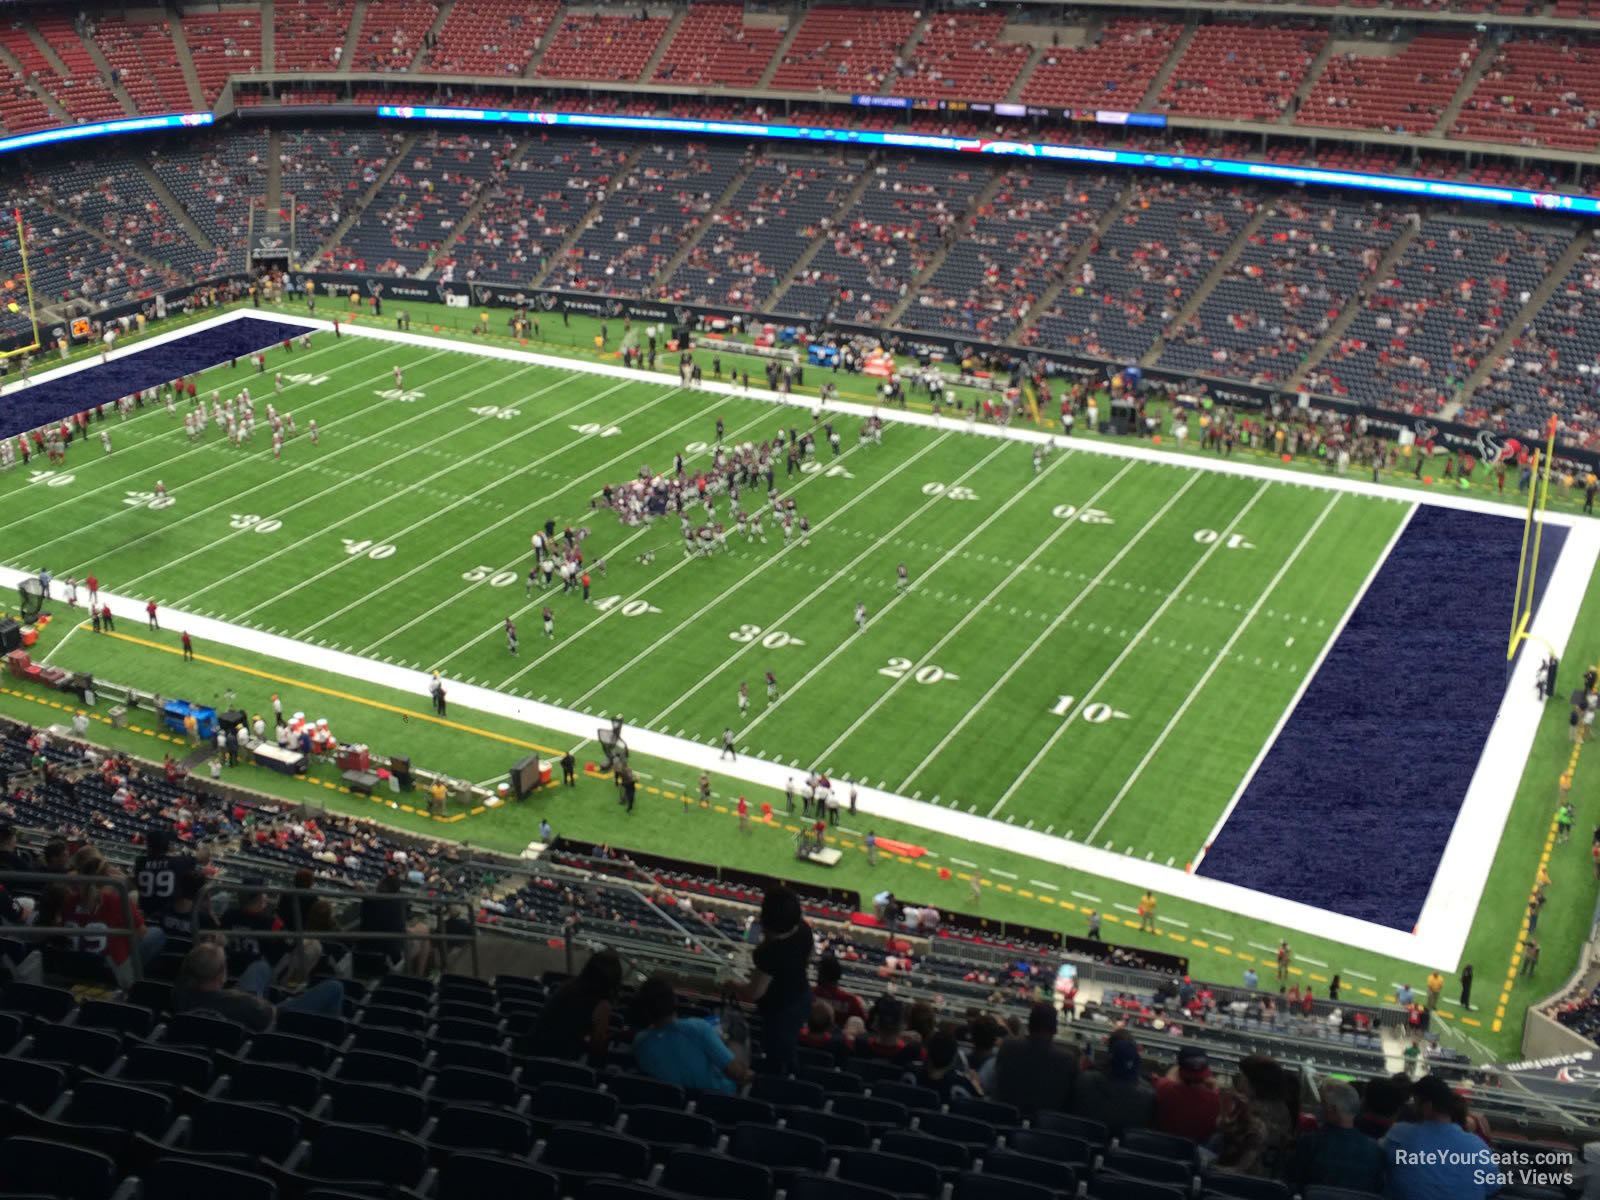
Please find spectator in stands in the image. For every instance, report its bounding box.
[1216,1054,1295,1178]
[632,974,750,1094]
[158,869,218,939]
[173,941,343,1031]
[1289,1080,1385,1194]
[133,829,196,921]
[861,997,922,1067]
[915,1027,982,1103]
[799,998,854,1062]
[39,840,68,875]
[221,880,285,970]
[1074,1029,1155,1134]
[983,1001,1078,1116]
[1382,1075,1496,1199]
[1356,1074,1412,1140]
[813,952,867,1025]
[68,845,165,982]
[965,1013,1004,1079]
[359,870,428,975]
[1155,1046,1222,1143]
[731,886,813,1073]
[523,948,623,1066]
[0,822,33,873]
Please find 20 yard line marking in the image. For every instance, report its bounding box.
[990,479,1271,819]
[1084,493,1340,842]
[897,463,1194,793]
[1191,502,1417,871]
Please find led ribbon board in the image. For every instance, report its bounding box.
[0,112,214,159]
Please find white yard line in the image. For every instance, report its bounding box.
[804,456,1133,771]
[1083,493,1340,843]
[1029,879,1059,891]
[711,440,1029,742]
[498,431,932,698]
[990,481,1271,819]
[1191,503,1417,870]
[0,336,381,539]
[1201,929,1235,942]
[989,868,1019,880]
[1071,890,1102,903]
[951,857,979,869]
[55,350,482,584]
[1342,969,1377,981]
[1298,954,1329,968]
[397,404,777,663]
[1158,916,1189,928]
[896,463,1191,794]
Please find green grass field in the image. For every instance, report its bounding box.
[4,311,1596,1061]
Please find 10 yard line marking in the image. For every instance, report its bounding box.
[1084,493,1340,842]
[729,444,1062,744]
[415,404,778,664]
[990,479,1271,819]
[496,428,904,694]
[0,336,387,539]
[897,462,1189,794]
[1191,503,1417,871]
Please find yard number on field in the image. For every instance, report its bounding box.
[26,470,73,487]
[469,405,520,420]
[1053,504,1113,524]
[283,372,329,387]
[729,624,806,649]
[123,490,174,510]
[376,388,424,403]
[801,462,854,479]
[463,564,520,588]
[1193,529,1255,550]
[1049,694,1130,723]
[570,422,621,438]
[342,538,396,560]
[923,482,977,501]
[230,513,282,534]
[594,594,660,617]
[880,657,959,685]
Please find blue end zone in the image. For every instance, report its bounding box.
[1197,504,1568,931]
[1,317,314,440]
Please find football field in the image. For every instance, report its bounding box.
[3,325,1416,876]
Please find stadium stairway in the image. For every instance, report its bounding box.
[648,154,760,293]
[1139,16,1198,110]
[882,168,1009,328]
[422,138,535,277]
[1287,213,1421,394]
[1139,201,1273,369]
[1282,34,1337,125]
[167,16,206,110]
[74,26,139,118]
[304,130,418,268]
[264,128,283,234]
[1448,225,1594,418]
[755,14,803,91]
[528,142,646,289]
[259,0,276,72]
[641,5,689,86]
[1433,33,1502,137]
[340,0,370,74]
[1006,177,1140,347]
[521,0,556,80]
[1004,42,1047,104]
[136,160,218,256]
[877,10,932,96]
[0,43,71,127]
[763,158,879,315]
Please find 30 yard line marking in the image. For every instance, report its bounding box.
[63,352,505,585]
[1084,493,1340,842]
[0,335,386,539]
[1191,502,1417,870]
[731,444,1066,743]
[660,438,1013,733]
[496,428,910,695]
[990,480,1271,819]
[897,462,1193,793]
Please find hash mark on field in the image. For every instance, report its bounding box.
[1158,916,1189,928]
[950,857,978,869]
[1298,955,1329,967]
[1248,942,1280,955]
[1071,890,1101,903]
[990,868,1018,879]
[1112,903,1139,914]
[1029,879,1059,891]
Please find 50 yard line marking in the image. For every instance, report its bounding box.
[1084,492,1340,843]
[897,466,1200,794]
[0,336,388,538]
[988,479,1271,819]
[654,440,1022,736]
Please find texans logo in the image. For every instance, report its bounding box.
[537,294,559,311]
[605,299,625,317]
[1475,430,1508,462]
[674,307,690,325]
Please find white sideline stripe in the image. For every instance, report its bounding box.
[0,333,379,539]
[402,403,775,663]
[1192,504,1417,872]
[1158,916,1189,928]
[1029,879,1059,891]
[1343,970,1377,981]
[1071,891,1102,903]
[540,431,942,708]
[1112,903,1139,914]
[989,868,1018,880]
[1084,494,1340,842]
[1298,955,1329,968]
[662,435,995,736]
[992,480,1270,819]
[82,350,485,590]
[1201,929,1235,942]
[283,380,680,635]
[738,445,1067,748]
[209,370,610,616]
[898,462,1189,794]
[14,312,1583,973]
[950,857,979,869]
[1248,942,1280,955]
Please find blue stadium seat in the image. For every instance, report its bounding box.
[161,1012,247,1054]
[1202,1170,1292,1200]
[536,1125,652,1190]
[1088,1178,1189,1200]
[244,1032,335,1071]
[434,1064,522,1109]
[27,1022,122,1072]
[3,981,75,1021]
[981,1148,1077,1195]
[1119,1130,1198,1164]
[327,1079,430,1133]
[346,1025,427,1061]
[216,1056,323,1110]
[1035,1111,1110,1148]
[867,1082,938,1112]
[950,1098,1019,1128]
[289,1121,432,1192]
[429,1104,536,1157]
[693,1092,776,1129]
[147,1156,278,1200]
[273,1010,348,1046]
[837,1148,942,1199]
[1102,1148,1192,1187]
[332,1048,424,1088]
[432,1040,513,1076]
[878,1130,972,1177]
[788,1176,897,1200]
[661,1148,774,1200]
[785,1108,872,1149]
[437,1152,559,1200]
[1008,1129,1093,1168]
[799,1067,863,1096]
[914,1111,996,1151]
[530,1081,618,1125]
[750,1075,825,1110]
[0,1058,67,1112]
[621,1106,720,1155]
[606,1072,686,1109]
[358,1003,429,1032]
[954,1170,1057,1200]
[519,1055,598,1087]
[76,1000,155,1038]
[0,1136,125,1200]
[185,1099,301,1164]
[1301,1189,1384,1200]
[827,1094,909,1133]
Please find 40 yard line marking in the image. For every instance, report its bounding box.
[1190,502,1417,872]
[0,336,390,539]
[897,464,1196,794]
[1084,493,1341,843]
[677,439,1024,739]
[989,479,1271,818]
[492,428,934,694]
